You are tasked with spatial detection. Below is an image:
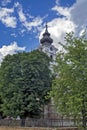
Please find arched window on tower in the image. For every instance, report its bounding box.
[50,55,53,59]
[50,46,53,51]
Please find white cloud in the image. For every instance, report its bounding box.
[70,0,87,34]
[1,0,11,6]
[40,18,75,49]
[49,18,75,43]
[52,6,71,18]
[39,5,76,49]
[15,2,26,23]
[79,29,86,37]
[55,0,60,5]
[15,2,43,31]
[49,4,76,47]
[0,53,3,64]
[40,0,87,49]
[24,17,43,31]
[0,7,13,16]
[0,2,43,33]
[0,7,17,28]
[0,42,26,64]
[11,33,17,37]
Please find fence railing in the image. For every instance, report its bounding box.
[0,118,83,127]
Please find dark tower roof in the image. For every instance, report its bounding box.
[40,24,53,46]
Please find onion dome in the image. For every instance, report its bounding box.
[40,24,53,46]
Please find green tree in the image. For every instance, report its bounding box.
[0,50,52,122]
[51,33,87,129]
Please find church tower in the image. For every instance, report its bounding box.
[40,24,57,60]
[39,24,58,119]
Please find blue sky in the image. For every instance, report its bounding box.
[0,0,87,63]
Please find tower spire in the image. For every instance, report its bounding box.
[46,22,48,32]
[40,22,53,46]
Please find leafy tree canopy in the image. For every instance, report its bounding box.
[51,33,87,129]
[0,50,52,118]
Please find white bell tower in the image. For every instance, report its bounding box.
[40,24,57,60]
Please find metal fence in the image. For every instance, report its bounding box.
[0,118,82,127]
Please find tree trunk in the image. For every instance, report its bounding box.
[82,109,86,130]
[82,95,86,130]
